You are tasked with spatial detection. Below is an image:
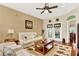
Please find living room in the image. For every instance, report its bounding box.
[0,3,79,56]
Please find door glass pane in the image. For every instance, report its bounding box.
[55,27,60,38]
[48,28,52,38]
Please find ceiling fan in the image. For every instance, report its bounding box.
[36,3,58,14]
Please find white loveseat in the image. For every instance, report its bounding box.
[0,42,34,56]
[19,32,43,48]
[0,42,23,56]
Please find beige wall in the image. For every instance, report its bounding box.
[0,5,43,43]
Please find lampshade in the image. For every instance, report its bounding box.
[7,29,14,34]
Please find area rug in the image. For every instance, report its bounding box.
[25,43,71,56]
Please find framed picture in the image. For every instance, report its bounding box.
[54,23,61,28]
[47,24,53,28]
[25,20,33,29]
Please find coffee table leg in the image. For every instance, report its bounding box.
[43,46,44,55]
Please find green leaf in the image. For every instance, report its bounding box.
[67,15,76,20]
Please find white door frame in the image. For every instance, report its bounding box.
[67,18,77,46]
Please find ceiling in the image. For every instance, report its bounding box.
[1,3,79,20]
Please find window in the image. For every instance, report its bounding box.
[48,28,52,38]
[54,23,61,39]
[47,24,53,38]
[55,27,60,38]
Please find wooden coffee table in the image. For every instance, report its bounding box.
[35,40,54,55]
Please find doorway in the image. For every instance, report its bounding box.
[67,19,77,46]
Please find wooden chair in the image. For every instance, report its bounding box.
[62,38,66,45]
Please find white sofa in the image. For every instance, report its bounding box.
[0,42,34,56]
[0,42,22,56]
[19,32,43,48]
[0,42,16,52]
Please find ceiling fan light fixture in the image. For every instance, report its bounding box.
[44,10,48,13]
[36,3,58,14]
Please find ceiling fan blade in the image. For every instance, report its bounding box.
[48,9,52,13]
[49,5,58,9]
[41,10,45,14]
[36,8,44,10]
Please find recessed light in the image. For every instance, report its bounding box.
[62,5,66,8]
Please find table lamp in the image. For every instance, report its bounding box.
[7,29,15,37]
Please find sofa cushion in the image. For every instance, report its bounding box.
[0,42,16,52]
[19,32,37,41]
[3,47,16,56]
